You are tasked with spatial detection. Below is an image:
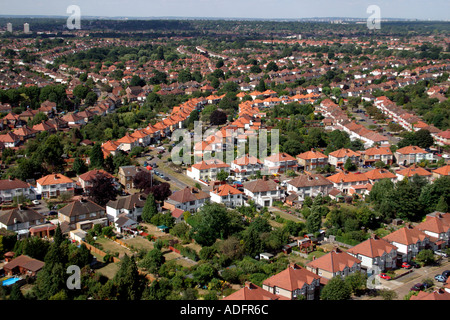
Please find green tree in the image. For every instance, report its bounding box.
[73,157,88,175]
[415,249,436,266]
[89,143,104,169]
[306,207,322,234]
[216,170,229,182]
[191,203,233,246]
[112,254,145,300]
[9,284,25,300]
[320,276,352,300]
[141,193,158,223]
[140,248,165,275]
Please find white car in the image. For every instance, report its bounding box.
[32,200,40,205]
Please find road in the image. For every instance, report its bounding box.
[377,259,450,299]
[136,148,196,191]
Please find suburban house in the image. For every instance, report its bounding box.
[286,173,333,202]
[394,145,433,166]
[36,173,75,199]
[326,171,369,194]
[116,133,139,152]
[306,248,362,280]
[359,146,394,166]
[263,152,298,174]
[0,205,46,237]
[223,282,288,300]
[262,263,322,300]
[364,168,397,184]
[118,166,147,190]
[2,255,45,277]
[383,224,433,262]
[186,159,231,182]
[78,169,116,192]
[163,187,210,213]
[395,164,433,182]
[327,148,361,168]
[296,149,328,171]
[416,212,450,249]
[57,198,108,231]
[210,183,244,208]
[243,179,281,207]
[346,236,398,274]
[230,154,264,181]
[106,193,147,222]
[0,178,35,202]
[435,129,450,146]
[431,165,450,180]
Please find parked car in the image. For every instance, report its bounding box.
[435,250,448,257]
[163,176,170,181]
[401,262,412,269]
[410,283,424,291]
[32,200,40,205]
[434,274,447,282]
[151,163,158,168]
[379,273,391,280]
[409,261,421,268]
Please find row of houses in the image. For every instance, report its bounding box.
[225,211,450,301]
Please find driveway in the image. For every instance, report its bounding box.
[377,259,450,299]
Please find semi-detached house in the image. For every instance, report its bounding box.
[36,174,75,199]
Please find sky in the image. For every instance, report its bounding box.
[0,0,449,20]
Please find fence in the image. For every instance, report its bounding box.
[81,241,121,263]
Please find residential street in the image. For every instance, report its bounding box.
[377,259,450,299]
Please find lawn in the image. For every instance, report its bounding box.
[95,237,133,257]
[96,262,120,279]
[122,236,154,252]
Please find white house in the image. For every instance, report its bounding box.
[347,236,398,275]
[0,178,35,202]
[286,174,333,202]
[36,174,75,199]
[230,154,264,181]
[106,193,147,222]
[243,179,281,207]
[186,159,231,182]
[210,184,244,208]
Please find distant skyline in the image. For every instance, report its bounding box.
[0,0,449,21]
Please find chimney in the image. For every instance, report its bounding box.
[371,234,380,240]
[245,282,254,289]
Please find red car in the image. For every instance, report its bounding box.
[380,273,391,280]
[401,262,412,269]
